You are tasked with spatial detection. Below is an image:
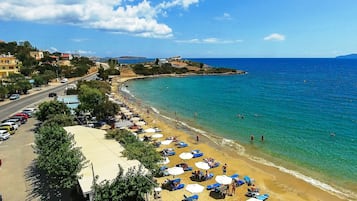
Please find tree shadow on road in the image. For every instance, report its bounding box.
[24,160,69,201]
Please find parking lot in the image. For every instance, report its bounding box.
[0,118,40,201]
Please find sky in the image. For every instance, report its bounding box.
[1,0,357,58]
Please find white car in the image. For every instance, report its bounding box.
[61,78,68,83]
[0,130,10,141]
[0,122,19,130]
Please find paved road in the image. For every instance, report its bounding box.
[0,73,97,200]
[0,73,97,120]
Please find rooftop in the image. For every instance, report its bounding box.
[64,126,146,196]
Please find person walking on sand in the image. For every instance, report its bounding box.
[231,181,236,195]
[222,163,227,175]
[196,135,199,143]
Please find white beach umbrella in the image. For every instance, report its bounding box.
[215,175,233,185]
[160,140,173,145]
[135,121,146,126]
[246,198,261,201]
[185,184,204,194]
[152,133,163,138]
[195,162,210,170]
[145,128,156,133]
[167,167,184,176]
[179,152,194,160]
[124,112,133,116]
[130,117,141,121]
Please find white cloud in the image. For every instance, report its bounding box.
[49,47,59,52]
[71,38,88,42]
[175,37,242,44]
[264,33,286,41]
[214,12,232,20]
[0,0,200,38]
[66,50,96,55]
[158,0,199,9]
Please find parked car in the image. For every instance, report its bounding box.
[0,130,10,141]
[61,78,68,83]
[9,94,20,100]
[3,119,22,127]
[0,122,19,130]
[14,113,29,119]
[0,125,15,135]
[48,92,57,97]
[9,116,27,124]
[22,107,37,117]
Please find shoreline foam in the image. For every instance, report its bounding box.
[117,76,356,200]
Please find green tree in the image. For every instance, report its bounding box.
[93,100,119,121]
[17,79,32,94]
[34,125,86,190]
[0,85,9,100]
[93,165,155,201]
[78,84,105,113]
[42,114,76,127]
[36,100,71,121]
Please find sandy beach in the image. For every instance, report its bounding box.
[112,76,350,201]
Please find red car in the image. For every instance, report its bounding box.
[14,113,29,119]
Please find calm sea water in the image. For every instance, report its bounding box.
[123,58,357,197]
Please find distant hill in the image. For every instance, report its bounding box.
[336,54,357,59]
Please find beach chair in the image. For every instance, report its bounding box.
[161,148,176,156]
[191,150,204,158]
[172,183,185,191]
[230,173,239,179]
[176,163,193,171]
[255,193,269,201]
[236,179,245,186]
[182,194,199,201]
[210,162,220,168]
[244,176,253,186]
[176,141,188,148]
[206,183,221,190]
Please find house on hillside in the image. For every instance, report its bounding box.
[30,51,44,61]
[0,53,21,78]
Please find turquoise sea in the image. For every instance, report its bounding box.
[121,58,357,199]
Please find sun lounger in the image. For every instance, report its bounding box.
[255,193,269,201]
[176,163,193,171]
[209,162,220,168]
[172,183,185,191]
[244,176,252,186]
[230,173,239,179]
[192,150,204,158]
[190,172,214,182]
[183,194,199,201]
[176,141,188,148]
[236,179,245,186]
[206,183,221,190]
[161,148,176,156]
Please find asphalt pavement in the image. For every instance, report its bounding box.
[0,73,97,200]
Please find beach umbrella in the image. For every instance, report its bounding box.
[185,184,204,194]
[167,167,184,176]
[160,140,173,145]
[145,128,156,133]
[124,112,133,116]
[246,198,260,201]
[152,133,163,138]
[215,175,233,185]
[135,121,146,126]
[179,152,194,160]
[130,117,141,121]
[195,162,210,170]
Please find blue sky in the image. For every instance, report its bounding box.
[1,0,357,58]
